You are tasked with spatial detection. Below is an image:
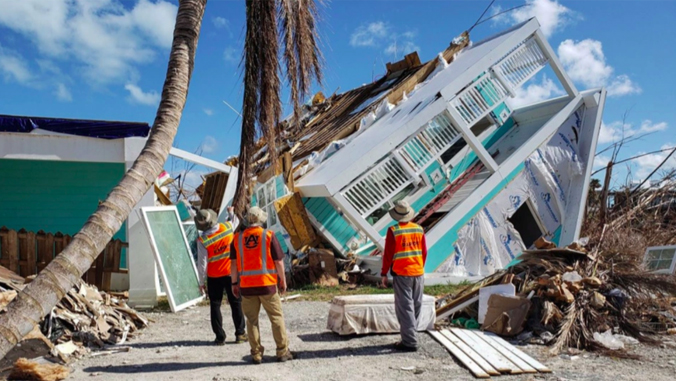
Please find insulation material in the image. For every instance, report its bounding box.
[8,358,69,381]
[327,294,436,335]
[438,106,586,276]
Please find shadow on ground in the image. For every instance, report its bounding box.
[83,345,396,374]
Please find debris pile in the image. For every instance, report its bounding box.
[436,238,676,355]
[289,248,369,288]
[0,266,148,363]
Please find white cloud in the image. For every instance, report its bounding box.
[124,83,160,106]
[598,121,625,144]
[0,46,32,84]
[598,119,669,145]
[0,0,177,85]
[350,22,419,58]
[212,17,229,29]
[639,120,668,133]
[507,75,564,108]
[594,154,611,170]
[635,144,676,179]
[200,136,218,153]
[350,22,389,47]
[223,47,239,64]
[55,83,72,102]
[493,0,578,37]
[203,108,214,116]
[558,39,641,97]
[607,75,642,97]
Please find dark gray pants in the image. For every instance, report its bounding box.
[393,274,424,348]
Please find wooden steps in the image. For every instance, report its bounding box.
[429,328,551,378]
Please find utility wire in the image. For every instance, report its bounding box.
[474,4,532,27]
[468,0,497,33]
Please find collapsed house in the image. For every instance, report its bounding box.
[241,18,606,280]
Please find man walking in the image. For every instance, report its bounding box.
[381,200,427,352]
[231,206,293,364]
[195,208,246,345]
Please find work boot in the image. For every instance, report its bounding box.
[252,346,264,365]
[213,338,226,346]
[277,350,294,362]
[393,341,417,352]
[235,334,248,344]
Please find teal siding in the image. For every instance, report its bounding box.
[0,158,127,266]
[550,225,563,246]
[275,231,289,253]
[425,163,525,271]
[275,176,286,199]
[303,197,358,251]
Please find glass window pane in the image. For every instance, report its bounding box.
[661,249,676,260]
[647,250,660,261]
[656,259,672,271]
[258,188,267,207]
[268,205,277,226]
[266,181,276,203]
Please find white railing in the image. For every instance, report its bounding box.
[449,72,511,128]
[342,156,412,216]
[398,113,461,172]
[493,37,548,89]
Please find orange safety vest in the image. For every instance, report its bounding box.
[199,222,234,278]
[390,222,425,277]
[233,226,278,288]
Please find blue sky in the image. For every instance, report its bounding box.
[1,0,674,190]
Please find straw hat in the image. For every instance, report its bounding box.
[245,206,268,227]
[389,200,414,222]
[194,209,218,231]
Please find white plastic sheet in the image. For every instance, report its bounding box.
[327,294,436,335]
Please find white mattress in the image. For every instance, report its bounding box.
[327,294,436,335]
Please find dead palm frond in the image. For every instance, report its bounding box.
[233,0,323,216]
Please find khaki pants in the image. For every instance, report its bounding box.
[241,293,289,359]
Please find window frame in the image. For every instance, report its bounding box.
[643,245,676,275]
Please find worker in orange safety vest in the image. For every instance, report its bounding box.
[195,208,246,345]
[231,206,293,365]
[380,200,427,352]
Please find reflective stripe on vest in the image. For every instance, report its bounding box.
[200,223,233,277]
[238,229,277,277]
[390,223,424,276]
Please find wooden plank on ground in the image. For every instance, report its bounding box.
[450,328,521,374]
[469,330,537,374]
[427,330,492,379]
[484,333,551,373]
[438,329,500,376]
[437,295,479,320]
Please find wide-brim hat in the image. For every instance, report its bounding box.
[194,209,218,231]
[246,206,268,226]
[389,200,414,222]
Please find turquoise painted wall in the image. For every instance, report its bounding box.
[303,197,358,252]
[0,158,127,266]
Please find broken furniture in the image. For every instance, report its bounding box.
[327,294,435,335]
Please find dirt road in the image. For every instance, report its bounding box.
[65,301,676,380]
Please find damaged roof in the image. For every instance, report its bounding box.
[249,31,471,178]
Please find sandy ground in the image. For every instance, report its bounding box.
[62,301,676,381]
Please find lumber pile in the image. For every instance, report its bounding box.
[0,266,148,363]
[436,238,676,356]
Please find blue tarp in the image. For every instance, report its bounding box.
[0,114,151,139]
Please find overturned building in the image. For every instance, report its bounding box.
[230,18,606,281]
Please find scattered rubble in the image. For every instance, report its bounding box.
[7,358,69,381]
[0,266,148,366]
[435,238,676,356]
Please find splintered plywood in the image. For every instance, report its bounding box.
[201,172,229,212]
[274,193,318,250]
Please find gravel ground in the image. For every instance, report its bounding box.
[63,301,676,381]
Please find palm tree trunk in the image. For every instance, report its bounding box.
[0,0,208,359]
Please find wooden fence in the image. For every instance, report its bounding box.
[0,227,127,291]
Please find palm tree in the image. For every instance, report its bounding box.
[0,0,208,358]
[232,0,322,214]
[0,0,322,359]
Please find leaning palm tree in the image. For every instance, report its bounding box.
[0,0,209,358]
[0,0,322,359]
[232,0,323,214]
